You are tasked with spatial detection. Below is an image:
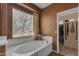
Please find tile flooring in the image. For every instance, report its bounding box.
[48,51,64,56]
[59,43,78,56]
[49,43,78,56]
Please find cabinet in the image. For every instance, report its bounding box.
[0,46,5,56]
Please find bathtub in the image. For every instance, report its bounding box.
[13,36,52,56]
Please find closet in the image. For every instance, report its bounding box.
[57,7,78,55]
[64,19,78,49]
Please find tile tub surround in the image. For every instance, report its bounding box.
[0,36,7,46]
[6,36,53,56]
[6,36,34,56]
[7,36,34,47]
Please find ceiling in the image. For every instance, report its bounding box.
[33,3,52,9]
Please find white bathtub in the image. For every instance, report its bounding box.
[7,36,53,56]
[13,41,48,56]
[6,36,53,56]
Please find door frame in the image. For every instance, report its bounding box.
[57,7,78,53]
[78,6,79,56]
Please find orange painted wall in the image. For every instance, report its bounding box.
[40,3,78,50]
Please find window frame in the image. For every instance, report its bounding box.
[12,8,34,38]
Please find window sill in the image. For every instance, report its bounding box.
[12,35,34,39]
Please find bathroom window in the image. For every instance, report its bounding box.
[12,8,34,38]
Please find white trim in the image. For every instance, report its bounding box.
[59,20,64,25]
[58,7,78,16]
[78,6,79,56]
[57,13,59,53]
[57,7,78,53]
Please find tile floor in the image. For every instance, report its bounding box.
[48,51,64,56]
[59,43,78,56]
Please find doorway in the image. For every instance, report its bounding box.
[57,7,78,56]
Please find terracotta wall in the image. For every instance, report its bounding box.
[1,4,8,37]
[0,4,2,35]
[40,3,78,50]
[24,3,41,12]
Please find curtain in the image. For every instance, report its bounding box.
[33,12,39,35]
